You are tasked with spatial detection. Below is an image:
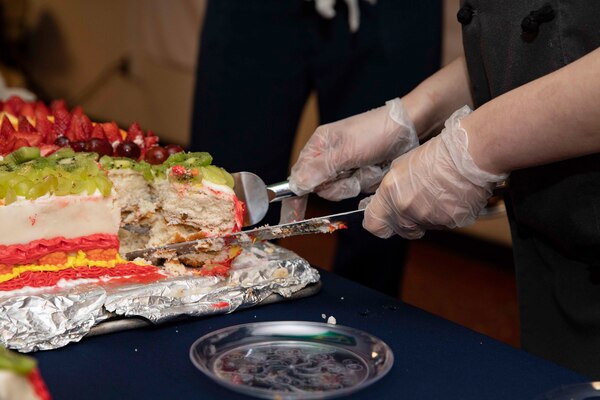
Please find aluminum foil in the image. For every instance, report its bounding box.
[0,243,320,353]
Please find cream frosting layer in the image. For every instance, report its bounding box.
[0,192,120,246]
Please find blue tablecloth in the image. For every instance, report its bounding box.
[34,269,587,399]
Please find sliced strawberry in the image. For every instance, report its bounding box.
[80,115,93,140]
[126,122,144,144]
[0,115,15,135]
[67,115,85,141]
[91,123,107,140]
[71,105,84,117]
[39,144,61,156]
[36,116,53,143]
[52,108,71,138]
[19,102,35,118]
[144,129,159,149]
[50,99,68,115]
[5,95,25,115]
[101,122,122,144]
[27,368,52,400]
[14,132,42,147]
[18,115,36,133]
[0,117,16,155]
[34,101,51,120]
[12,137,30,152]
[198,263,230,277]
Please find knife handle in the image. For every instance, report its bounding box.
[266,167,378,203]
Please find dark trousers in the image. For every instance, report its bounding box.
[190,0,442,296]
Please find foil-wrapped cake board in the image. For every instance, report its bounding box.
[0,243,320,352]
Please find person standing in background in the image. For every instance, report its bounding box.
[190,0,442,297]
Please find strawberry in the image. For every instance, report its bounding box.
[0,116,16,155]
[52,108,71,138]
[66,116,84,141]
[18,115,36,133]
[36,116,53,143]
[34,101,51,120]
[91,123,107,140]
[0,115,15,135]
[5,96,25,115]
[126,122,144,145]
[71,106,84,117]
[12,137,30,152]
[80,114,93,140]
[19,102,35,118]
[101,122,122,144]
[144,129,159,149]
[14,132,42,147]
[50,99,68,115]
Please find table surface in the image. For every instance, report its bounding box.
[34,269,588,400]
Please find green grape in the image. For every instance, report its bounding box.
[27,181,49,199]
[43,174,58,192]
[200,165,227,185]
[94,176,113,197]
[221,168,235,188]
[4,188,16,205]
[0,181,7,198]
[69,179,87,195]
[14,179,33,197]
[55,177,72,196]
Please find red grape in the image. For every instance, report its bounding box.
[144,146,169,165]
[54,136,70,147]
[71,140,87,152]
[165,144,184,155]
[115,141,141,159]
[86,138,113,157]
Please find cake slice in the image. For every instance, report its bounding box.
[100,152,245,272]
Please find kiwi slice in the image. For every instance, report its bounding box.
[98,155,114,169]
[5,147,40,165]
[200,165,227,186]
[113,158,134,169]
[47,148,75,160]
[164,151,212,168]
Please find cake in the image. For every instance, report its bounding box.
[0,95,246,288]
[0,147,165,292]
[0,346,51,400]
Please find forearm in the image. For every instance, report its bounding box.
[464,47,600,175]
[402,56,473,139]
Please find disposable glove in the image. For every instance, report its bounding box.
[288,98,418,201]
[362,106,509,239]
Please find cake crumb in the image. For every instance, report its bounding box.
[321,313,326,319]
[327,316,337,325]
[340,297,344,300]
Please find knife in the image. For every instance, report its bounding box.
[124,208,364,262]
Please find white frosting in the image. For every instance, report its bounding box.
[201,179,234,195]
[0,193,120,246]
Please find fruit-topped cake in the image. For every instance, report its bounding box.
[0,147,165,292]
[0,346,51,400]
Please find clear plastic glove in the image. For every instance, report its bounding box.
[362,106,509,239]
[288,98,418,201]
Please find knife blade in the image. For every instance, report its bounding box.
[124,208,364,262]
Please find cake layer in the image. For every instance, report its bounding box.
[0,234,119,265]
[0,193,120,246]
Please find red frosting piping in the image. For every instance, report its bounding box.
[0,234,119,265]
[0,263,164,292]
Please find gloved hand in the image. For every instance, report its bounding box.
[361,106,509,239]
[288,98,418,201]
